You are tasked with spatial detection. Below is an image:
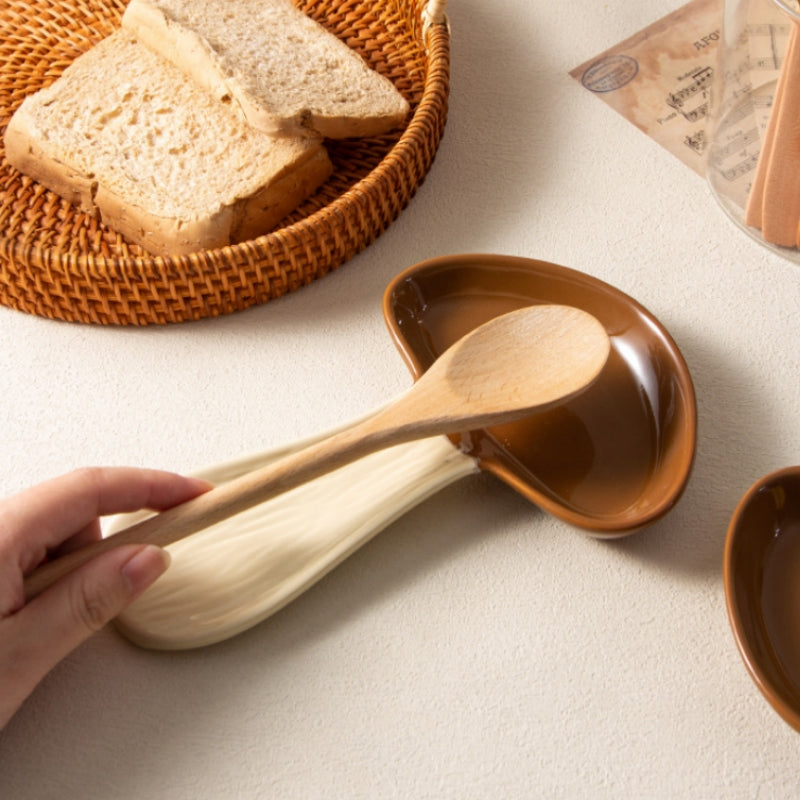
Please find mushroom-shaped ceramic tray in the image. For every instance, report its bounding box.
[108,254,698,650]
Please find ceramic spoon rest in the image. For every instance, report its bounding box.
[110,254,697,650]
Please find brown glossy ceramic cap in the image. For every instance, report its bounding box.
[382,253,697,536]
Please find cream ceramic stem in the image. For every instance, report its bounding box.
[23,304,609,601]
[114,435,477,650]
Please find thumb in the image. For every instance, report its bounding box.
[3,545,169,718]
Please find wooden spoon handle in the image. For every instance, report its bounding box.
[23,411,395,601]
[24,355,542,601]
[23,304,609,601]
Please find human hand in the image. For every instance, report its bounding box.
[0,467,211,729]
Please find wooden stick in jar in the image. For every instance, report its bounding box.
[757,23,800,246]
[745,24,795,229]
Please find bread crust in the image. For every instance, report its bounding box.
[94,147,332,255]
[4,114,98,213]
[122,0,235,115]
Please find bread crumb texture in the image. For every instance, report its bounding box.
[12,32,320,220]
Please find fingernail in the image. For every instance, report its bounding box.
[121,545,171,598]
[187,477,214,493]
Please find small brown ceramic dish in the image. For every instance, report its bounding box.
[383,254,697,536]
[724,467,800,732]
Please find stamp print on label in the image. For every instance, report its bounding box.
[581,55,639,93]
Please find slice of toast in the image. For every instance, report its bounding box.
[122,0,410,138]
[4,31,332,256]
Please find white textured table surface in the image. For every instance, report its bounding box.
[2,1,800,797]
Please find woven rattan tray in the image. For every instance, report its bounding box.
[0,0,450,324]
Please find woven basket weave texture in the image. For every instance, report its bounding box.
[0,0,450,324]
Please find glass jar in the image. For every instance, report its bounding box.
[707,0,800,260]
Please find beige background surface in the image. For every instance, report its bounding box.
[2,0,800,797]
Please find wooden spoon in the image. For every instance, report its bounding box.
[24,304,609,601]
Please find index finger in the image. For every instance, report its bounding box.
[0,467,211,574]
